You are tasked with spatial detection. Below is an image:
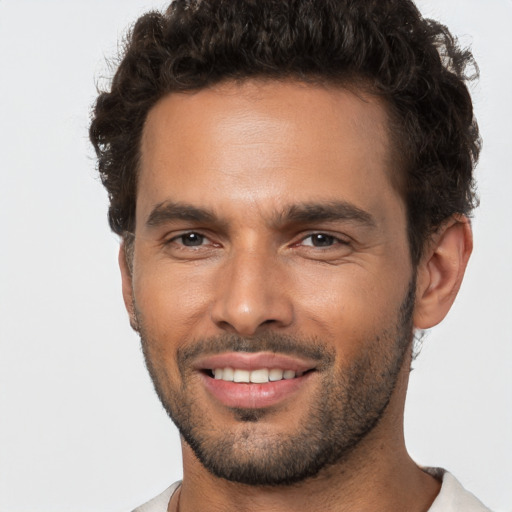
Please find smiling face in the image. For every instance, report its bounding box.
[123,80,417,485]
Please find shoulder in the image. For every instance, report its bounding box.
[425,468,492,512]
[131,481,181,512]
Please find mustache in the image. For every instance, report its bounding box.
[177,332,334,369]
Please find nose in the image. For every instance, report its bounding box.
[210,248,294,336]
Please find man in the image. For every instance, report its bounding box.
[90,0,490,510]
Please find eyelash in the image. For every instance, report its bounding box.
[165,232,216,249]
[170,232,208,246]
[298,233,350,248]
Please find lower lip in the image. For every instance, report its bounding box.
[200,372,314,409]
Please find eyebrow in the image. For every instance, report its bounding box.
[146,201,218,227]
[145,200,376,230]
[275,201,376,228]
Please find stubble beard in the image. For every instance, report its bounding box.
[136,279,415,487]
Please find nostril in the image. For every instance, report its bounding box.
[210,285,294,335]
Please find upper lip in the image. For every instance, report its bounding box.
[192,351,318,373]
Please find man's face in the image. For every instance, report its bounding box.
[125,81,415,485]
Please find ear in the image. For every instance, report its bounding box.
[118,242,139,331]
[413,215,473,329]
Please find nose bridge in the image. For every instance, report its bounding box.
[211,243,292,335]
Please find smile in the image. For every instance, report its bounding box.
[192,351,320,409]
[211,368,303,383]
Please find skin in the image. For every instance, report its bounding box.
[119,80,472,511]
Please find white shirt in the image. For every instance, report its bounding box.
[132,469,491,512]
[425,469,491,512]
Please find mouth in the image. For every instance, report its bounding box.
[194,352,318,409]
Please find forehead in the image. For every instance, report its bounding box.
[138,80,400,224]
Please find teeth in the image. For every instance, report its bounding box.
[283,370,296,380]
[223,367,234,381]
[233,369,250,383]
[269,368,284,381]
[211,367,300,383]
[250,369,269,383]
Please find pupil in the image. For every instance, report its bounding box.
[313,234,333,247]
[183,233,203,246]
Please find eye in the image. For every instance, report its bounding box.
[160,230,221,260]
[175,232,206,247]
[301,233,342,247]
[163,231,213,249]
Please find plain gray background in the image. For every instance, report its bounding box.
[0,1,510,511]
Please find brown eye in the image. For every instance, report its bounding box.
[310,234,335,247]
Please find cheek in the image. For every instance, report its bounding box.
[134,260,215,339]
[289,263,410,354]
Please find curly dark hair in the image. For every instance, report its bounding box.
[90,0,480,265]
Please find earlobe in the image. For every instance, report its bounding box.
[118,242,139,332]
[413,215,473,329]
